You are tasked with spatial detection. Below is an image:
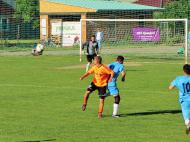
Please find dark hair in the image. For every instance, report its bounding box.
[91,35,96,38]
[117,56,124,62]
[183,64,190,75]
[95,55,102,64]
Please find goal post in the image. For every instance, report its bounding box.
[80,18,188,63]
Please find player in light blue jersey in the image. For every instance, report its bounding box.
[108,56,126,118]
[169,64,190,134]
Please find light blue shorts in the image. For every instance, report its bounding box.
[181,101,190,120]
[108,86,119,96]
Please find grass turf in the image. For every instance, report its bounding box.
[0,54,189,142]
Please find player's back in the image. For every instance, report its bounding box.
[173,76,190,102]
[108,62,124,85]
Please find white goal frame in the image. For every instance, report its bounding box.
[80,19,188,63]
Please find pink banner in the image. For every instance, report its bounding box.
[132,27,160,41]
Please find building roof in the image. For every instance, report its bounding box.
[135,0,169,8]
[47,0,163,11]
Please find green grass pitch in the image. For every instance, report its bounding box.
[0,54,189,142]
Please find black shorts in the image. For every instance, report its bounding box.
[86,54,97,62]
[87,82,107,98]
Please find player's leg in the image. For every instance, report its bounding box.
[98,97,105,119]
[113,95,120,117]
[86,55,92,72]
[181,101,190,134]
[82,82,96,111]
[185,119,190,134]
[97,86,107,118]
[108,86,120,117]
[82,91,91,111]
[97,40,100,53]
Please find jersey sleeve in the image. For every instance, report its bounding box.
[119,65,125,73]
[103,65,114,75]
[87,66,95,74]
[171,77,178,87]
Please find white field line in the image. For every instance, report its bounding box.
[0,83,170,94]
[126,61,183,65]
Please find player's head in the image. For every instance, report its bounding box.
[183,64,190,75]
[116,56,124,64]
[91,35,96,42]
[94,56,102,65]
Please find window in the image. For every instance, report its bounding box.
[0,18,9,31]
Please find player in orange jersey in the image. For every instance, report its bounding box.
[80,56,114,118]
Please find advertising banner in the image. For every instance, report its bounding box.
[62,22,81,46]
[132,27,160,41]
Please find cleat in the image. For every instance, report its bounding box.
[98,113,103,119]
[82,104,86,111]
[112,115,120,118]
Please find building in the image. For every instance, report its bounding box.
[0,0,15,38]
[0,0,39,40]
[40,0,163,46]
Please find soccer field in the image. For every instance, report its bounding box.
[0,50,189,142]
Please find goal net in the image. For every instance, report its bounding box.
[80,19,188,63]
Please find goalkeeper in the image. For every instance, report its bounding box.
[82,35,98,72]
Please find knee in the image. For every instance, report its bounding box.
[114,95,120,104]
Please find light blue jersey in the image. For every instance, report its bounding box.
[171,76,190,103]
[171,76,190,120]
[108,62,124,95]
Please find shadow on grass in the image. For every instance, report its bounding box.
[18,139,56,142]
[120,109,181,117]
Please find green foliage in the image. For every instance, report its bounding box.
[153,0,190,19]
[15,0,39,29]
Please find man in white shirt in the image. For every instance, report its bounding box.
[96,28,104,53]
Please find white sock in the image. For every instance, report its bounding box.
[86,63,90,72]
[113,103,119,116]
[185,119,190,127]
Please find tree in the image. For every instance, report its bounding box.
[14,0,39,29]
[154,0,190,19]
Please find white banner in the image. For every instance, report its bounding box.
[62,22,81,46]
[51,22,62,35]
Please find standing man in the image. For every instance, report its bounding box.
[96,28,104,53]
[80,56,114,118]
[108,56,126,118]
[82,35,98,72]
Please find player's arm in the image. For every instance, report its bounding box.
[80,66,94,80]
[169,85,175,90]
[80,72,90,80]
[95,43,98,54]
[82,42,88,50]
[108,70,114,82]
[121,70,126,82]
[169,78,177,90]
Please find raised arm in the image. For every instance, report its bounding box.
[121,70,126,82]
[108,70,114,82]
[80,66,94,80]
[169,85,175,90]
[80,72,90,80]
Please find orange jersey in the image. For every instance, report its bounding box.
[87,64,114,87]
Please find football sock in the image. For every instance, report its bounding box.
[113,103,119,116]
[185,119,190,127]
[86,63,91,72]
